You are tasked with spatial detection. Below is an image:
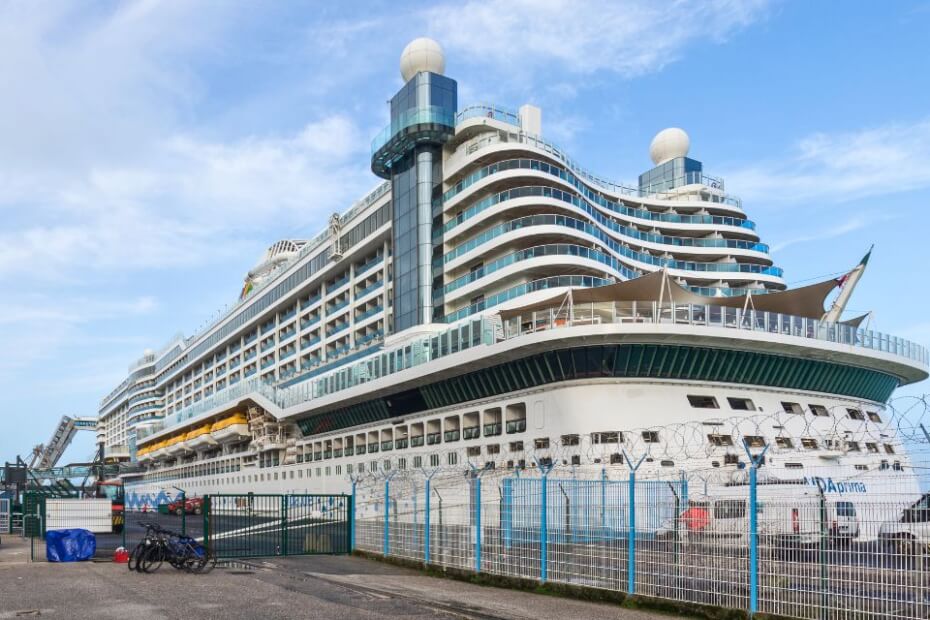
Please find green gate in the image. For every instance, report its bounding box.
[205,493,351,559]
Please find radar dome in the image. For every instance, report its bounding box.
[649,128,690,165]
[400,37,445,82]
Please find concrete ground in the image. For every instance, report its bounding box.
[0,538,681,619]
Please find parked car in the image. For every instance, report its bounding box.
[166,496,203,516]
[879,493,930,555]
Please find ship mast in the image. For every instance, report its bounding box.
[822,246,872,324]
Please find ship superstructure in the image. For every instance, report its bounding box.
[98,39,928,526]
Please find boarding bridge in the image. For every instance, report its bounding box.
[34,416,97,469]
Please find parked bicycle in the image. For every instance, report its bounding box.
[129,521,215,574]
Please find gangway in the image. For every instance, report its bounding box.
[34,416,97,469]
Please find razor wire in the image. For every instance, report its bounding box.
[345,394,930,496]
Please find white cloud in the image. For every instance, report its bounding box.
[427,0,771,79]
[727,118,930,204]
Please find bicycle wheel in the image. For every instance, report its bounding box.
[140,543,165,573]
[127,543,143,571]
[187,545,217,574]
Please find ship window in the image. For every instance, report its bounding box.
[447,453,458,465]
[801,438,818,450]
[413,456,422,468]
[884,444,896,454]
[809,404,829,417]
[641,431,660,443]
[743,436,766,448]
[785,463,803,469]
[854,464,868,471]
[486,444,500,455]
[534,438,549,449]
[561,434,580,446]
[775,437,793,449]
[867,411,882,423]
[846,441,861,452]
[727,397,755,411]
[509,441,524,452]
[592,431,621,444]
[714,500,746,520]
[660,460,674,467]
[430,454,439,467]
[467,447,481,457]
[782,402,804,414]
[610,453,623,464]
[846,408,865,421]
[688,395,718,409]
[865,442,879,453]
[571,455,581,466]
[707,434,734,447]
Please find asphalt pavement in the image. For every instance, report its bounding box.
[0,549,678,620]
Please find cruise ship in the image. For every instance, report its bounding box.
[99,39,928,519]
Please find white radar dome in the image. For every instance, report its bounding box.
[400,37,445,82]
[649,128,690,165]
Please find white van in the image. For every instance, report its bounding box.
[878,493,930,554]
[660,484,858,547]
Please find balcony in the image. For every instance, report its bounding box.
[279,328,296,342]
[444,430,460,442]
[368,444,379,453]
[301,316,320,330]
[327,299,349,315]
[381,440,393,451]
[323,450,332,459]
[302,336,322,349]
[279,349,296,360]
[260,358,276,370]
[260,321,276,335]
[244,333,258,345]
[356,330,384,347]
[344,448,354,457]
[463,426,480,440]
[411,436,424,448]
[394,439,408,449]
[260,340,276,353]
[326,323,349,338]
[280,308,297,323]
[356,280,383,299]
[506,419,526,434]
[356,445,367,455]
[355,306,384,323]
[313,452,322,461]
[243,349,257,362]
[301,294,321,310]
[484,423,502,436]
[426,432,441,445]
[330,274,350,291]
[356,255,383,276]
[333,449,343,458]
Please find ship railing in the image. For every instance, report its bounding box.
[498,301,929,366]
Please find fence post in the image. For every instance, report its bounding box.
[600,468,607,536]
[424,476,431,564]
[281,494,289,556]
[621,449,647,595]
[535,459,554,582]
[350,478,357,552]
[383,472,395,557]
[180,489,186,537]
[203,495,211,555]
[742,443,770,616]
[475,475,482,573]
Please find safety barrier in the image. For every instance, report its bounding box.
[354,456,930,619]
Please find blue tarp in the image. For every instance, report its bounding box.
[46,529,96,562]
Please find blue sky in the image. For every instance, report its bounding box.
[2,0,929,463]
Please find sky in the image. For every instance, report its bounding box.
[2,0,930,464]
